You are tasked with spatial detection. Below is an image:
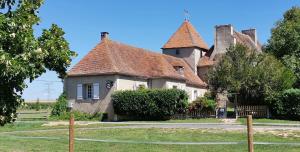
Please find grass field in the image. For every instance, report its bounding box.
[6,110,300,151]
[1,122,300,152]
[1,138,299,152]
[238,118,300,124]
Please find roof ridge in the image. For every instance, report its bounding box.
[186,21,197,47]
[234,31,258,49]
[109,39,163,55]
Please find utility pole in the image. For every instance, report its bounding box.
[32,79,62,101]
[44,82,53,101]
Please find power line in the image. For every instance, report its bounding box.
[35,80,62,83]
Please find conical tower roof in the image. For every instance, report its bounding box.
[162,20,209,50]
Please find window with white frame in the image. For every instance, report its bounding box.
[86,84,93,99]
[77,83,99,100]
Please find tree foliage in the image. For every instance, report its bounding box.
[208,44,295,105]
[0,0,76,125]
[273,89,300,120]
[266,6,300,87]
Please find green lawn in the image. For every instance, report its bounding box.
[238,118,300,124]
[1,122,300,151]
[1,136,299,152]
[9,128,300,143]
[1,137,299,152]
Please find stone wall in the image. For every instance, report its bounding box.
[64,75,117,120]
[197,66,211,82]
[162,48,202,74]
[65,75,207,120]
[210,24,235,60]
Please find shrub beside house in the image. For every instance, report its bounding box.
[272,89,300,120]
[112,89,188,120]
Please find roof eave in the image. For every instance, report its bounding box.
[67,72,187,82]
[186,82,208,89]
[67,72,148,79]
[161,46,209,51]
[197,64,214,67]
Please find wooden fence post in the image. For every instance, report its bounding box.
[69,113,74,152]
[247,115,254,152]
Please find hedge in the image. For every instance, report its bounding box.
[49,111,107,121]
[112,89,188,120]
[273,89,300,120]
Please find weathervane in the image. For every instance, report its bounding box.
[184,9,191,21]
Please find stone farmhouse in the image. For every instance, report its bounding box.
[64,20,261,120]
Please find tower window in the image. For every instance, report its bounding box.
[173,66,184,76]
[176,49,180,55]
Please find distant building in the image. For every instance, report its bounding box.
[64,20,261,120]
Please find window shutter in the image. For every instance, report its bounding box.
[93,83,100,99]
[77,84,83,100]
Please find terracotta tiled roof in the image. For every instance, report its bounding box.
[68,39,206,88]
[162,54,207,87]
[162,20,209,50]
[198,56,214,67]
[233,31,262,51]
[197,45,215,67]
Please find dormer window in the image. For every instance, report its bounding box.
[174,66,184,76]
[176,49,180,55]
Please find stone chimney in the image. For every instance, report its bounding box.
[101,32,109,40]
[211,24,234,60]
[242,29,257,46]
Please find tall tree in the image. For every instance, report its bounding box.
[0,0,76,125]
[266,6,300,87]
[208,44,295,105]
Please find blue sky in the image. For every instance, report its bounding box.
[22,0,300,101]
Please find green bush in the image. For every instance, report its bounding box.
[49,92,107,121]
[272,89,300,120]
[51,92,68,116]
[112,89,188,120]
[189,92,216,112]
[50,111,106,121]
